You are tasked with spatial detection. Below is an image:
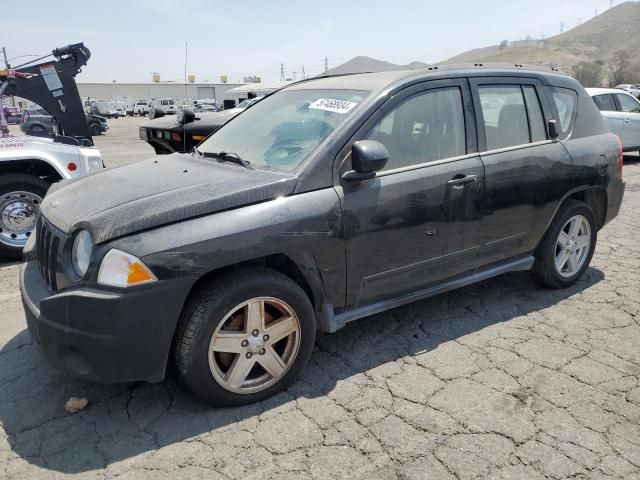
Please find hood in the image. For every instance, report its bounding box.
[42,154,297,243]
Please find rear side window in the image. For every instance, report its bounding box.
[478,85,529,150]
[593,94,617,111]
[551,87,577,136]
[615,93,640,113]
[364,87,466,170]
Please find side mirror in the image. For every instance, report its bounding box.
[343,140,390,182]
[149,108,165,120]
[548,119,559,140]
[176,107,195,125]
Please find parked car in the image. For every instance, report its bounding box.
[587,87,640,152]
[615,84,640,99]
[140,97,262,154]
[20,107,54,134]
[21,67,624,406]
[115,96,135,116]
[93,101,123,118]
[133,100,149,116]
[140,109,238,154]
[21,108,108,137]
[150,98,176,115]
[194,99,220,112]
[2,105,22,124]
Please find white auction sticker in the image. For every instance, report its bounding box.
[309,98,358,114]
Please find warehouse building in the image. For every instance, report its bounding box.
[76,81,245,104]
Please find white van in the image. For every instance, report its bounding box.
[150,98,176,114]
[115,96,135,116]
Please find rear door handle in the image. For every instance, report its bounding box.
[447,174,478,187]
[624,118,631,123]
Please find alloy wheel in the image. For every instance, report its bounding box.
[208,297,301,394]
[554,214,591,278]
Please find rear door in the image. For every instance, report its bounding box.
[338,79,485,308]
[614,92,640,149]
[593,93,625,138]
[470,77,574,265]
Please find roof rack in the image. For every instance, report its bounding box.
[419,63,565,74]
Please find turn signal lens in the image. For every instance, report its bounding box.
[98,249,157,288]
[192,135,206,142]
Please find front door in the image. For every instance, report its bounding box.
[338,79,485,309]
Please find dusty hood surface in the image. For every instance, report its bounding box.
[42,153,297,243]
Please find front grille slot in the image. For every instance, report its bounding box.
[36,218,60,292]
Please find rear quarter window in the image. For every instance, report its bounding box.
[551,87,577,137]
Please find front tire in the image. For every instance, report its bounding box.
[174,267,316,406]
[0,174,49,260]
[531,200,597,288]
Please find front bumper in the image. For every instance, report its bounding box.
[20,260,188,383]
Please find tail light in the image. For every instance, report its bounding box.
[171,132,182,142]
[615,135,623,176]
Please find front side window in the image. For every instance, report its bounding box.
[551,87,577,136]
[615,93,640,113]
[198,89,369,172]
[363,87,466,171]
[478,85,530,150]
[593,94,617,112]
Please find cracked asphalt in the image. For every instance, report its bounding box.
[1,118,639,479]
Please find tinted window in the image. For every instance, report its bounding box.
[523,86,547,142]
[593,94,617,111]
[615,93,640,113]
[478,85,529,150]
[364,87,465,170]
[551,87,577,136]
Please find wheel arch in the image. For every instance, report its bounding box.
[546,186,608,233]
[0,159,63,184]
[177,251,325,327]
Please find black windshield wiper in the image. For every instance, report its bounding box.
[199,150,252,169]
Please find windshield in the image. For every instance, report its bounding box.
[198,89,369,172]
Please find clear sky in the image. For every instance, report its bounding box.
[2,0,622,83]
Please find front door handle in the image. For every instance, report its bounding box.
[447,174,478,187]
[624,118,631,123]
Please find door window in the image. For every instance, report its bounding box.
[615,93,640,113]
[363,87,466,170]
[593,94,617,112]
[523,86,547,143]
[478,85,530,150]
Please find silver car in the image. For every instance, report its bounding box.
[587,87,640,152]
[20,107,55,135]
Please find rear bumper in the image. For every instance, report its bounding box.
[20,260,189,383]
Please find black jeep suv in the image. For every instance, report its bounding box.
[21,66,625,406]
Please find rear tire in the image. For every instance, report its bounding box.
[174,267,316,406]
[531,200,597,288]
[0,174,49,260]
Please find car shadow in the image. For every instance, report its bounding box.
[0,267,605,473]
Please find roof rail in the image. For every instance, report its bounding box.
[421,63,565,74]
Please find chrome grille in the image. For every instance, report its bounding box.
[36,217,60,292]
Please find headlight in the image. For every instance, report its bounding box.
[72,230,93,277]
[98,249,157,288]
